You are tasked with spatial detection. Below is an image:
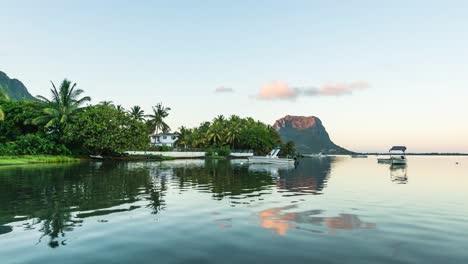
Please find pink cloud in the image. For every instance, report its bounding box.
[257,81,299,100]
[320,81,370,96]
[255,81,370,100]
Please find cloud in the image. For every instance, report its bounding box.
[215,86,234,93]
[319,81,370,96]
[256,81,300,100]
[256,81,369,100]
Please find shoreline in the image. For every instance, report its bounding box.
[0,155,81,166]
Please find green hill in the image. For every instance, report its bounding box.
[0,71,36,101]
[273,115,352,154]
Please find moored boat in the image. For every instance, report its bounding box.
[248,146,296,165]
[389,146,407,165]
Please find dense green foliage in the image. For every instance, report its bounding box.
[0,87,8,121]
[0,79,154,157]
[0,134,71,155]
[64,104,149,155]
[176,115,294,155]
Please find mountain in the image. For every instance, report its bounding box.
[273,115,352,154]
[0,71,36,100]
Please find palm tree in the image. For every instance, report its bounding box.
[116,104,125,112]
[33,79,91,133]
[206,122,225,146]
[176,126,193,148]
[129,106,145,121]
[146,103,171,135]
[0,87,9,121]
[225,121,243,149]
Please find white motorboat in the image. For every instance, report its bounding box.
[389,146,407,165]
[248,147,296,165]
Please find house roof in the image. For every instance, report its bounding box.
[389,146,407,152]
[150,132,179,136]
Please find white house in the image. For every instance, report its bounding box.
[150,132,179,147]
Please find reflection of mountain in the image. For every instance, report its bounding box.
[276,157,333,195]
[258,205,376,236]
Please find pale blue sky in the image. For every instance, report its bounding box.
[2,0,468,152]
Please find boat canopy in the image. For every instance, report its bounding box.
[390,146,407,152]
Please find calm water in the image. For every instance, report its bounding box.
[1,156,467,264]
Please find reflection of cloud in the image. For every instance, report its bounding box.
[256,81,369,100]
[215,86,234,93]
[258,205,376,236]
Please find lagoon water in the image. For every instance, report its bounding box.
[0,156,467,264]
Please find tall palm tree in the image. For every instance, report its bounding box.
[129,105,145,121]
[225,121,243,149]
[0,87,9,121]
[146,103,171,135]
[206,122,225,146]
[33,79,91,133]
[176,126,193,148]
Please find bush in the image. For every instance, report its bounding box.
[0,134,71,156]
[216,146,231,157]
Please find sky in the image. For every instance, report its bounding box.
[2,0,468,152]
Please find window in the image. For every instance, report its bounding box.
[163,136,167,139]
[172,136,177,140]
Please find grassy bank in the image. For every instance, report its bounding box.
[0,155,80,166]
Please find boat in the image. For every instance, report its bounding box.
[389,146,407,165]
[247,146,296,165]
[351,154,368,158]
[377,157,392,164]
[89,155,104,160]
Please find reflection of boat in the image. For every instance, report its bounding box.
[248,147,295,165]
[303,153,327,158]
[389,146,407,165]
[248,163,295,177]
[390,164,408,184]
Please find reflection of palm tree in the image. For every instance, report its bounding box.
[146,103,171,135]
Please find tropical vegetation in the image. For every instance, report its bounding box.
[0,77,295,159]
[175,115,295,156]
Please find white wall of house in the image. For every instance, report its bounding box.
[150,133,179,147]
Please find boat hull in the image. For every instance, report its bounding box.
[391,158,407,165]
[248,156,295,165]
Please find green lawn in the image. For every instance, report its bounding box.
[0,155,80,166]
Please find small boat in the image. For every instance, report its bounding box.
[351,154,368,158]
[389,146,407,165]
[89,155,104,160]
[248,146,296,165]
[377,158,392,164]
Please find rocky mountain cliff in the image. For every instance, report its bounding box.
[0,71,36,100]
[273,115,351,154]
